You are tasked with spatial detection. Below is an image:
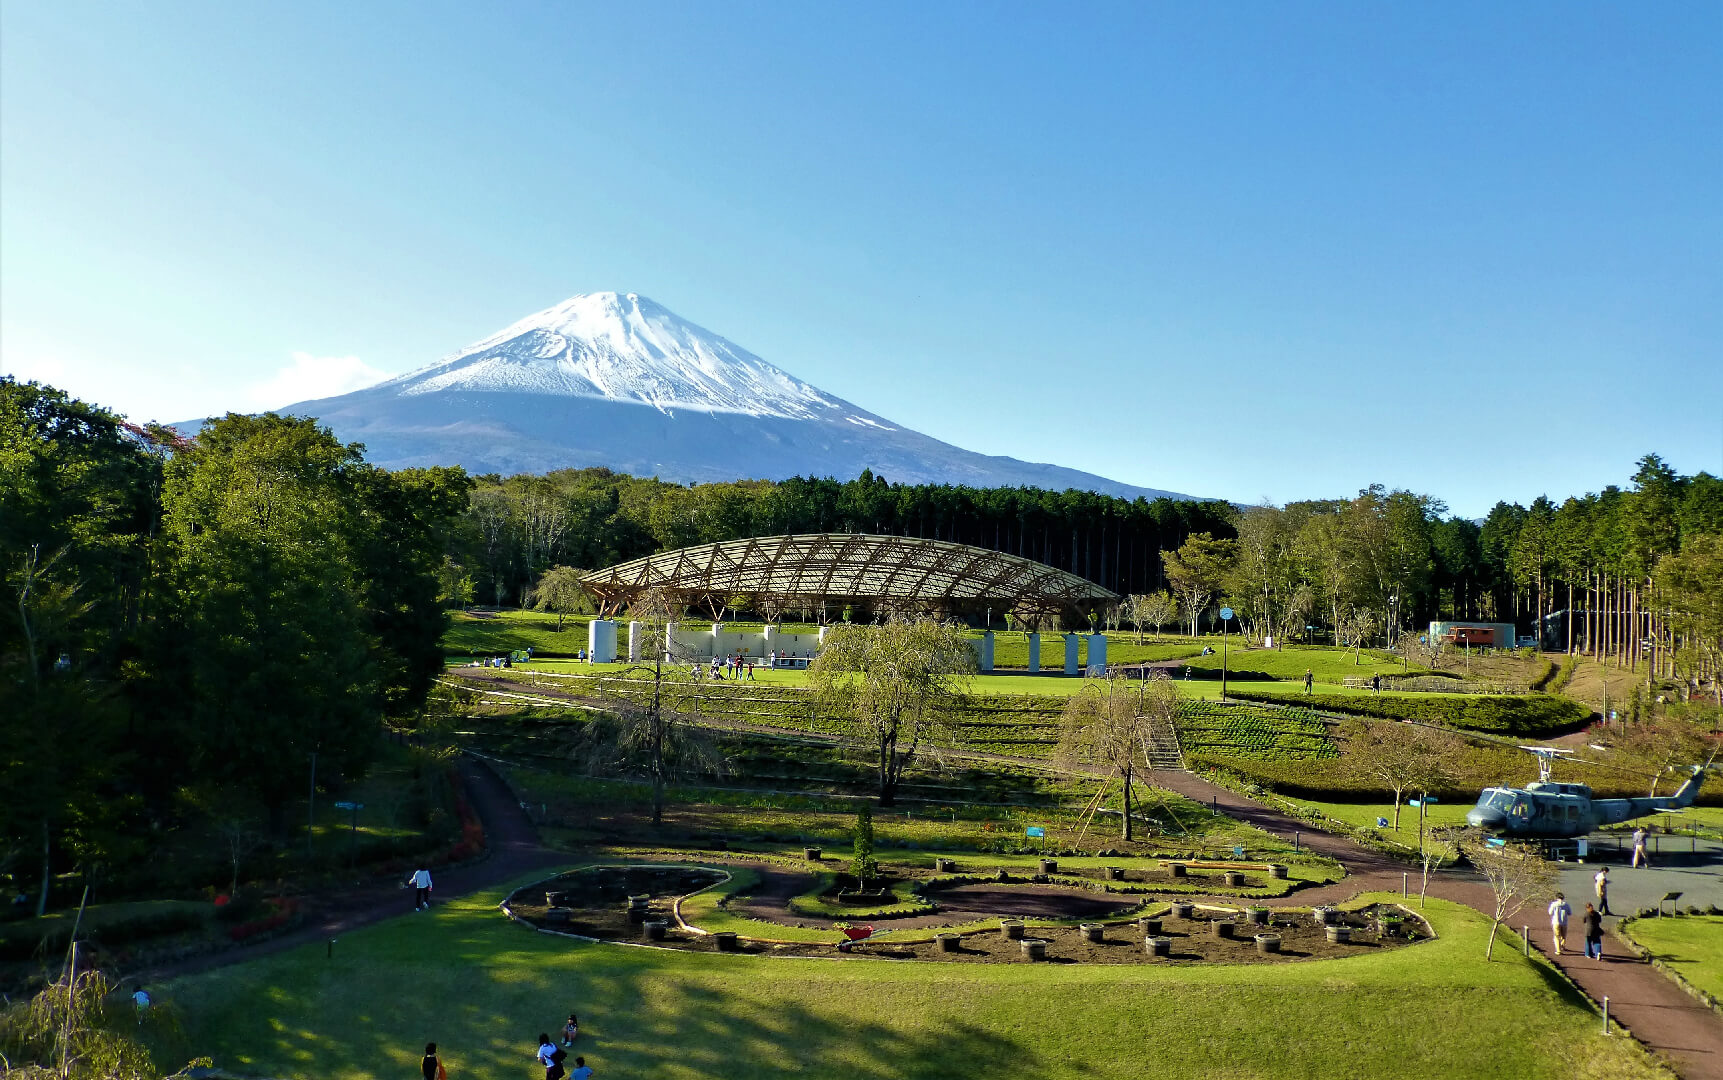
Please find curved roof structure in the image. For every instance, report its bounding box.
[583,533,1118,625]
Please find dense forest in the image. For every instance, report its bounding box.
[1,380,467,910]
[447,459,1721,670]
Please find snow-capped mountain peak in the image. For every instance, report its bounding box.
[385,291,886,425]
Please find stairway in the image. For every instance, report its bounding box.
[1143,716,1186,771]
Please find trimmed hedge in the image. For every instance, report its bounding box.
[1227,689,1591,736]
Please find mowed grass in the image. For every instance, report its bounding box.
[143,877,1665,1080]
[1622,916,1723,1003]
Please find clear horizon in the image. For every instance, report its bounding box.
[2,1,1718,516]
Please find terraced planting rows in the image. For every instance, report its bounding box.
[1173,701,1339,760]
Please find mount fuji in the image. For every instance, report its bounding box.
[257,292,1197,499]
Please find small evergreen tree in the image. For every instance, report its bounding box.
[851,803,878,885]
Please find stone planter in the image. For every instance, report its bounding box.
[1001,920,1025,940]
[1325,926,1351,944]
[642,920,668,941]
[1171,902,1194,919]
[1211,920,1235,939]
[1247,907,1269,925]
[936,933,960,953]
[1144,936,1171,957]
[626,895,650,924]
[713,931,740,952]
[1255,934,1281,955]
[1313,906,1339,926]
[804,847,822,861]
[1080,923,1105,943]
[838,890,890,905]
[1039,859,1059,875]
[1269,864,1288,879]
[1223,871,1246,887]
[1020,938,1048,961]
[1138,917,1162,936]
[935,858,957,873]
[1168,862,1188,878]
[1106,866,1126,880]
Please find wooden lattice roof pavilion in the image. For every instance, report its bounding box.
[582,533,1118,626]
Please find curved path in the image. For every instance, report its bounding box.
[1154,770,1723,1080]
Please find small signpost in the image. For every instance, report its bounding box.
[1410,795,1438,854]
[334,801,364,865]
[1219,607,1234,700]
[1026,825,1046,852]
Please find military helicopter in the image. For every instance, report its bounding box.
[1465,746,1715,838]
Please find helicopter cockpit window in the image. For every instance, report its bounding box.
[1485,792,1514,811]
[1510,800,1529,818]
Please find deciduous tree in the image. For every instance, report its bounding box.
[809,620,974,806]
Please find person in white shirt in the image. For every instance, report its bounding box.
[1632,827,1650,867]
[408,867,433,910]
[537,1033,566,1080]
[1594,866,1612,916]
[1547,893,1572,955]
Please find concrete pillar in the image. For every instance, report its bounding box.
[1027,632,1040,673]
[588,619,617,664]
[664,621,677,662]
[1087,633,1107,673]
[762,624,778,656]
[971,630,995,673]
[627,621,642,662]
[818,625,832,647]
[1064,633,1080,676]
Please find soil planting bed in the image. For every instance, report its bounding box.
[504,860,1427,965]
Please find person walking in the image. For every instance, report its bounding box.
[1547,893,1572,955]
[537,1033,567,1080]
[1303,669,1314,694]
[1594,866,1612,916]
[1582,903,1605,960]
[408,867,434,911]
[421,1042,445,1080]
[1632,827,1650,867]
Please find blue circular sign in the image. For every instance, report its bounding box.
[1219,607,1234,621]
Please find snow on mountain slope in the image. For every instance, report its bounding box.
[385,292,887,425]
[239,292,1201,501]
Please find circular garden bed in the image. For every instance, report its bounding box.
[502,858,1429,966]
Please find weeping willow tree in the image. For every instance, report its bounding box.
[1056,673,1177,840]
[809,619,975,807]
[0,964,200,1079]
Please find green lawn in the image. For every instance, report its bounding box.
[1622,916,1723,1003]
[142,876,1662,1080]
[1275,796,1475,857]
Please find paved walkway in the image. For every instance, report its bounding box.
[1155,770,1723,1080]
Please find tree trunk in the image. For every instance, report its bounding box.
[1485,917,1499,960]
[37,818,51,917]
[1120,771,1133,841]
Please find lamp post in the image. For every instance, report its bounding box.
[1219,607,1234,701]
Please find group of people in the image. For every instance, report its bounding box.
[1546,892,1607,960]
[417,1016,591,1080]
[707,653,756,680]
[536,1017,592,1080]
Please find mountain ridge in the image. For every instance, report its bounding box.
[207,292,1204,500]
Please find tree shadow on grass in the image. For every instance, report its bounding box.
[150,948,1056,1080]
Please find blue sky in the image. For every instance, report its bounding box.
[2,1,1718,515]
